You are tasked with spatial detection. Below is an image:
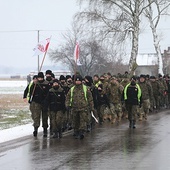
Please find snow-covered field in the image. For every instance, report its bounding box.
[0,80,36,143]
[0,80,27,94]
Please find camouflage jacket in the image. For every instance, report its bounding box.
[107,82,123,104]
[65,84,94,111]
[138,81,153,101]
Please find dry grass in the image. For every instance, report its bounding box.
[0,94,28,110]
[0,94,31,129]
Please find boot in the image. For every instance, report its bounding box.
[33,127,38,137]
[86,125,91,132]
[111,115,116,124]
[108,114,112,121]
[58,129,62,138]
[129,120,132,128]
[99,117,103,125]
[132,120,136,129]
[103,114,107,121]
[68,123,72,130]
[73,130,79,139]
[79,130,84,140]
[139,114,143,121]
[43,128,48,137]
[52,131,58,138]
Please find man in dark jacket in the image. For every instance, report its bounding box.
[29,72,50,137]
[45,79,66,138]
[124,76,142,128]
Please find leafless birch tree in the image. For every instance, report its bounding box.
[144,0,170,75]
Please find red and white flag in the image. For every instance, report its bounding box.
[33,38,50,56]
[74,42,81,65]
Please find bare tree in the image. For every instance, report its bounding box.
[144,0,170,75]
[49,24,114,76]
[75,0,154,73]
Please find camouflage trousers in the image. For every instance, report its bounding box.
[97,104,106,120]
[109,103,122,119]
[29,102,48,129]
[151,94,160,110]
[50,110,64,132]
[139,99,150,118]
[72,109,89,132]
[126,104,138,121]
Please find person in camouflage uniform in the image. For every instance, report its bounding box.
[45,79,66,138]
[149,76,161,111]
[99,74,109,94]
[29,72,50,137]
[138,74,153,120]
[65,75,94,139]
[84,75,96,132]
[120,76,130,119]
[107,77,123,123]
[165,75,170,108]
[64,75,74,130]
[94,84,110,125]
[158,74,168,108]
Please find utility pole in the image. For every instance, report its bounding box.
[37,30,40,72]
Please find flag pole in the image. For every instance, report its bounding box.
[30,37,51,103]
[39,37,51,72]
[37,30,40,72]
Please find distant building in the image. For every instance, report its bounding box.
[162,47,170,75]
[135,53,158,76]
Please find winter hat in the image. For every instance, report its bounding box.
[33,75,38,79]
[66,75,72,80]
[75,75,83,81]
[51,73,55,78]
[53,79,59,84]
[45,70,52,75]
[150,76,156,79]
[37,72,44,78]
[85,75,93,84]
[59,75,66,81]
[140,74,146,79]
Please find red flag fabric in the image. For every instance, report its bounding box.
[33,38,50,56]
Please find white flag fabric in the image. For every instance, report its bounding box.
[33,38,50,56]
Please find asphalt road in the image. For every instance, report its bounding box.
[0,110,170,170]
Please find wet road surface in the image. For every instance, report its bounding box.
[0,110,170,170]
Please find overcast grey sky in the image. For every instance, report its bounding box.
[0,0,79,72]
[0,0,170,73]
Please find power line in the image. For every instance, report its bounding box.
[0,29,69,33]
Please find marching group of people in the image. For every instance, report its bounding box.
[23,70,170,140]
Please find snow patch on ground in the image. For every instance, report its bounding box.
[0,123,43,143]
